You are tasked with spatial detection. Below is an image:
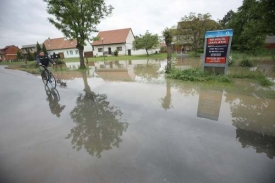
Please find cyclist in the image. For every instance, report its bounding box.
[36,50,55,80]
[36,50,55,67]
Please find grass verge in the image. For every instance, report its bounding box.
[167,68,233,84]
[168,68,273,87]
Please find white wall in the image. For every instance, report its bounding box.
[48,48,79,58]
[84,40,93,52]
[48,41,93,58]
[93,43,127,56]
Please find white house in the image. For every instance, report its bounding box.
[43,37,93,58]
[92,28,159,56]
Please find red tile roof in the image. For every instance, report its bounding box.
[92,28,132,46]
[43,37,77,50]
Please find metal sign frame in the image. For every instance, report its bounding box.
[202,29,233,74]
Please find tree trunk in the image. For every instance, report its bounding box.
[146,49,149,56]
[81,71,92,94]
[77,43,85,69]
[166,44,172,72]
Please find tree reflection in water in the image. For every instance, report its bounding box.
[226,93,275,159]
[133,60,160,81]
[160,80,173,110]
[236,129,275,159]
[66,72,128,158]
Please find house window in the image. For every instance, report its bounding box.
[75,50,78,55]
[98,48,103,52]
[67,51,69,55]
[117,47,122,51]
[70,50,73,55]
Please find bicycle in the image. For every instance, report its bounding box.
[41,65,57,89]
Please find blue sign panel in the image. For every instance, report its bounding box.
[205,29,233,38]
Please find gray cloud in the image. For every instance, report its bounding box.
[0,0,242,48]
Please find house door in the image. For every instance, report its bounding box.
[108,47,111,55]
[58,52,64,59]
[128,49,131,56]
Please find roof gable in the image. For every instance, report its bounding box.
[92,28,132,46]
[43,37,77,50]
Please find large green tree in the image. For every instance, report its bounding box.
[176,13,218,54]
[225,0,266,52]
[133,31,159,56]
[224,0,275,52]
[44,0,113,68]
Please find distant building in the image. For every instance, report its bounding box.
[265,36,275,49]
[92,28,159,56]
[0,45,21,61]
[21,44,39,58]
[43,37,93,58]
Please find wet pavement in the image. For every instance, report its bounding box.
[0,61,275,183]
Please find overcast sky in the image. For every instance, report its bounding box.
[0,0,243,48]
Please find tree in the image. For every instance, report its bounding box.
[259,0,275,35]
[26,50,34,61]
[36,42,41,53]
[218,10,235,29]
[44,0,113,69]
[66,72,128,157]
[176,13,218,54]
[42,43,48,55]
[223,0,275,52]
[162,28,173,72]
[16,50,22,60]
[133,31,159,56]
[225,0,267,52]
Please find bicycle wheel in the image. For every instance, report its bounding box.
[48,73,57,89]
[44,85,51,95]
[41,70,49,85]
[51,88,60,101]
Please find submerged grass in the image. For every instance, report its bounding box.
[168,68,273,87]
[167,68,233,84]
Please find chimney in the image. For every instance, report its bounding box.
[48,37,50,42]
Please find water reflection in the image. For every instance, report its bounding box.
[197,89,223,121]
[44,86,66,117]
[161,80,173,110]
[236,129,275,159]
[133,60,160,81]
[66,72,128,158]
[225,93,275,159]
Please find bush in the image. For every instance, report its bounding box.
[167,68,233,83]
[257,76,273,87]
[188,51,200,58]
[197,49,204,54]
[239,59,253,67]
[272,49,275,61]
[160,46,167,53]
[27,62,38,68]
[114,50,118,56]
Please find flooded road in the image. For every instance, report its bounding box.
[0,61,275,183]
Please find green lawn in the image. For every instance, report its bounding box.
[64,53,170,62]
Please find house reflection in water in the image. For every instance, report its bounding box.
[95,61,136,81]
[197,90,223,121]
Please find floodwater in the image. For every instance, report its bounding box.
[0,59,275,183]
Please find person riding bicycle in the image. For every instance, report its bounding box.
[36,50,55,67]
[36,51,55,80]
